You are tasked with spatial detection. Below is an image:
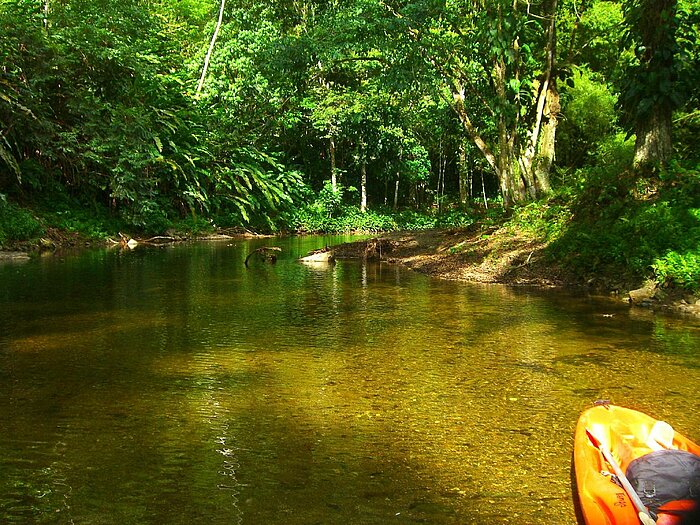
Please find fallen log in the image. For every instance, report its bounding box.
[245,246,282,267]
[142,236,176,244]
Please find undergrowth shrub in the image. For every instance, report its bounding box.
[653,249,700,292]
[509,201,571,241]
[280,198,486,234]
[46,208,125,239]
[549,161,700,290]
[171,215,216,236]
[0,202,44,244]
[569,133,636,216]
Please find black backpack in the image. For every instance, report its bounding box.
[626,449,700,517]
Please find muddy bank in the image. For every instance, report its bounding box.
[329,228,700,319]
[332,228,572,286]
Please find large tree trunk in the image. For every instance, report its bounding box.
[634,107,673,173]
[537,0,558,196]
[519,75,558,198]
[499,156,526,208]
[533,78,558,191]
[629,0,677,174]
[518,0,557,199]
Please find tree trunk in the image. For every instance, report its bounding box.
[458,141,469,204]
[493,8,525,207]
[436,142,444,212]
[394,146,401,210]
[196,0,226,95]
[531,0,558,194]
[393,179,399,210]
[360,160,367,212]
[633,107,673,173]
[499,158,525,208]
[630,0,677,175]
[329,135,337,191]
[532,78,558,192]
[452,89,500,177]
[514,0,558,201]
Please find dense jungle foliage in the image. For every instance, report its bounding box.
[1,0,699,290]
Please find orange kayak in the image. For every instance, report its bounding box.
[574,404,700,525]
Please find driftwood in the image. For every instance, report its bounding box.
[117,233,176,250]
[245,246,282,267]
[142,236,177,244]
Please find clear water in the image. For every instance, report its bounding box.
[1,236,699,524]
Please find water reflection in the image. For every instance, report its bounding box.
[0,237,698,524]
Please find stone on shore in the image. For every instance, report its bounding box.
[628,282,658,305]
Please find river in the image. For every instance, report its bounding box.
[1,236,699,524]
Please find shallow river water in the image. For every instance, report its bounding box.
[1,236,699,524]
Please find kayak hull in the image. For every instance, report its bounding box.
[574,404,700,525]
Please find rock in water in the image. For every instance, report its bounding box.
[300,250,335,264]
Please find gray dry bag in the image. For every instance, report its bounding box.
[626,449,700,514]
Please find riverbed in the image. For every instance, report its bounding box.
[1,236,699,524]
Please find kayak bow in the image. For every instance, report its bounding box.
[574,404,700,525]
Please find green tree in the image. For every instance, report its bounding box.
[380,0,559,207]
